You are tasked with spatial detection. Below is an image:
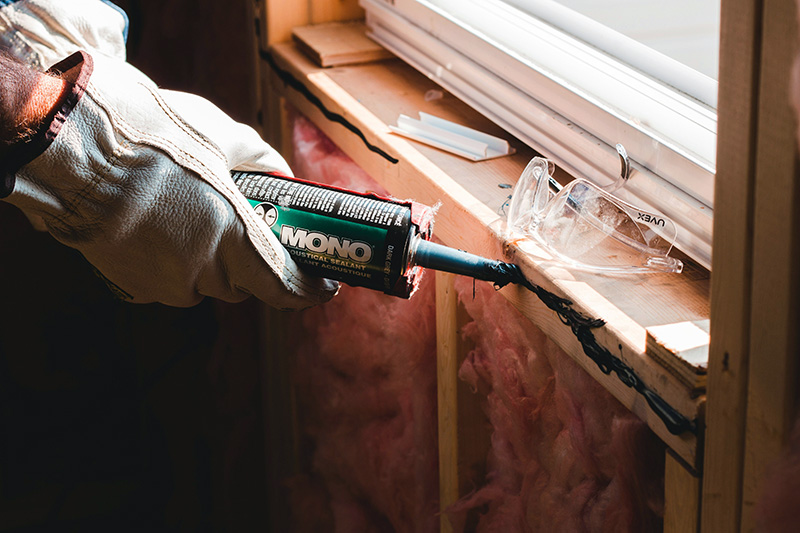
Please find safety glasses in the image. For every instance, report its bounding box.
[506,148,683,274]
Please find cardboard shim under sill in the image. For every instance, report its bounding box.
[646,320,708,393]
[390,113,515,161]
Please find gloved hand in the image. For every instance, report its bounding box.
[4,49,339,309]
[0,0,128,67]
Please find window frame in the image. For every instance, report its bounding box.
[360,0,716,269]
[256,0,800,530]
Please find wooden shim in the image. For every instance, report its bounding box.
[266,41,706,467]
[293,21,393,67]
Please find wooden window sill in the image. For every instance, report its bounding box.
[264,34,709,469]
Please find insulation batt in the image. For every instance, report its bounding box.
[286,113,440,533]
[447,278,665,532]
[285,112,665,532]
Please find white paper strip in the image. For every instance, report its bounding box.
[389,112,514,161]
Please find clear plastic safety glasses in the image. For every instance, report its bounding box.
[506,148,683,274]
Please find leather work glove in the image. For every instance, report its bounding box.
[0,0,128,68]
[1,2,338,309]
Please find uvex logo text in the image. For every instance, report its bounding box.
[636,212,666,227]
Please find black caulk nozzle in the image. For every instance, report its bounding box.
[412,239,527,288]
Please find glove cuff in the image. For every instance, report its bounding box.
[1,51,92,198]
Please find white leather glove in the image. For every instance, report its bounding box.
[4,49,339,309]
[0,0,128,67]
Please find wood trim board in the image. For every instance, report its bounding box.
[701,0,762,529]
[740,0,800,528]
[293,21,394,67]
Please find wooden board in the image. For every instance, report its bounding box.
[664,451,701,533]
[265,40,708,468]
[740,0,800,528]
[700,0,761,530]
[436,272,491,532]
[436,272,460,533]
[293,21,394,67]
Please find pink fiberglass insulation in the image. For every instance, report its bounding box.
[287,276,439,533]
[285,112,440,533]
[447,277,665,532]
[286,111,664,532]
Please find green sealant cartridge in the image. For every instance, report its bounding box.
[232,171,526,298]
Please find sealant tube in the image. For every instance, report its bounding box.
[233,170,523,297]
[233,170,431,297]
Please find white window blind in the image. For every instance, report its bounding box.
[361,0,717,269]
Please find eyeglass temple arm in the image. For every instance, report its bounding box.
[547,143,630,194]
[602,143,631,193]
